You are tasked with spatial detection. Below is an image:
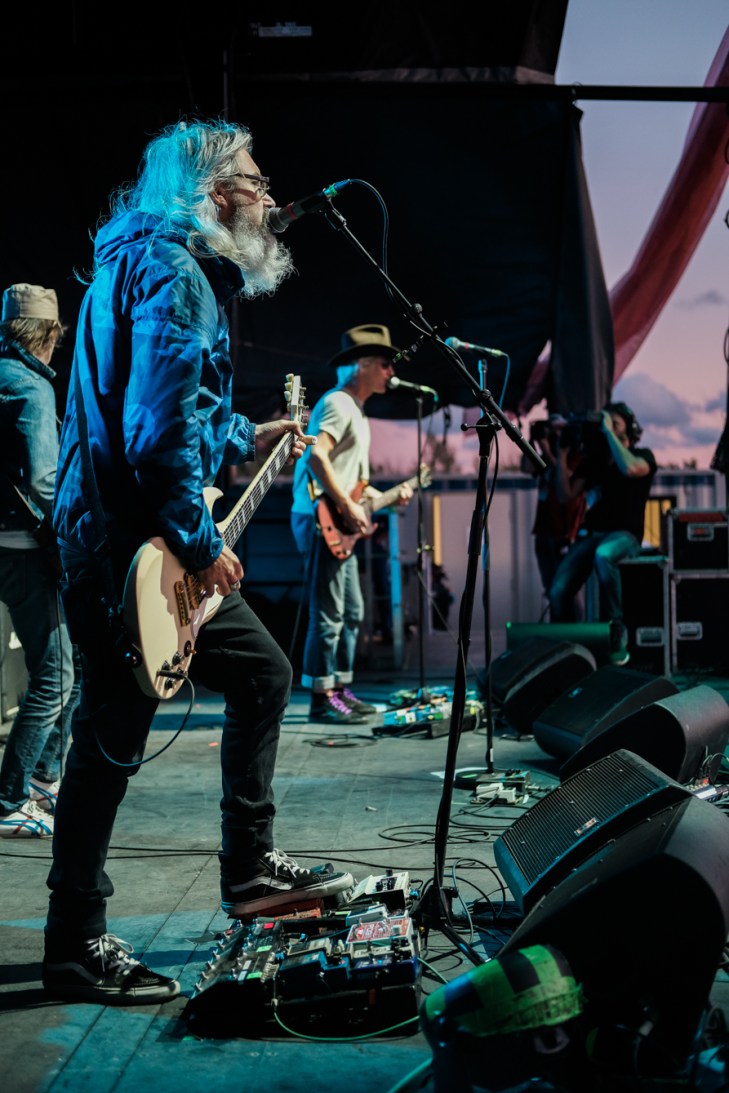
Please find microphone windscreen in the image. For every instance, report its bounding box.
[266,209,289,234]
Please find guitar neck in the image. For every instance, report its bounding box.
[218,432,295,549]
[368,474,420,515]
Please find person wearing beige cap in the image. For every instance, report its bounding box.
[291,324,414,725]
[0,284,77,838]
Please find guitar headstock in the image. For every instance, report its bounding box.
[284,373,309,427]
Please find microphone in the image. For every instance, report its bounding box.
[444,336,508,358]
[267,180,352,233]
[387,376,439,400]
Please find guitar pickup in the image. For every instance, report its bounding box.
[174,581,191,627]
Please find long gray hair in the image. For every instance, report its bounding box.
[109,117,253,263]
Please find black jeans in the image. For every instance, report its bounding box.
[46,576,292,944]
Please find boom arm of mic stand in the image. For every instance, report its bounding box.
[321,206,546,476]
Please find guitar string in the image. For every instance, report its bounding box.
[223,437,294,548]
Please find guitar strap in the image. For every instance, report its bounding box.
[0,476,63,576]
[72,365,141,667]
[0,475,36,531]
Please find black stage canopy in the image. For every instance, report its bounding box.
[2,1,614,422]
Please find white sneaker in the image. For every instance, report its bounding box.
[0,799,54,838]
[29,777,60,813]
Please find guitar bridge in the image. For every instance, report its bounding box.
[184,572,205,610]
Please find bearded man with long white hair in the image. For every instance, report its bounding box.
[43,118,354,1005]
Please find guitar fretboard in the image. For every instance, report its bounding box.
[221,433,295,549]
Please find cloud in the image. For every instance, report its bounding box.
[706,391,728,413]
[682,423,725,445]
[614,371,728,463]
[676,289,728,309]
[613,372,692,426]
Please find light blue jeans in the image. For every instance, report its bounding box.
[0,548,77,813]
[291,513,364,692]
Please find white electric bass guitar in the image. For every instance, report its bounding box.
[123,374,306,699]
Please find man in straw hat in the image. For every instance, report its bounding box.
[291,324,413,725]
[0,284,77,839]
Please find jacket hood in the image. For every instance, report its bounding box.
[93,210,176,267]
[93,211,245,303]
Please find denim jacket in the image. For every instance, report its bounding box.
[53,210,257,576]
[0,337,59,532]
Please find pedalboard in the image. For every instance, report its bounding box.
[184,904,422,1039]
[374,699,482,738]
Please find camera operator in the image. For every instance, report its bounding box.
[523,414,586,612]
[548,402,656,665]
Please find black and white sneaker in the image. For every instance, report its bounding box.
[43,933,180,1005]
[221,848,354,917]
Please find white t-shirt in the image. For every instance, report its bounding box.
[292,388,371,518]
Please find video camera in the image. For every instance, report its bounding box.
[529,419,553,444]
[559,410,609,460]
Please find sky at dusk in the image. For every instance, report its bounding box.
[369,0,729,476]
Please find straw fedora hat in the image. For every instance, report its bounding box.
[328,323,401,368]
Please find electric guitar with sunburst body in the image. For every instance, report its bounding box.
[316,463,432,561]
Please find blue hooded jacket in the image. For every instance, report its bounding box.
[54,210,256,578]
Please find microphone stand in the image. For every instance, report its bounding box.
[476,357,495,774]
[321,201,545,962]
[414,393,431,704]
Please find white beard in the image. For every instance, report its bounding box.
[228,206,295,298]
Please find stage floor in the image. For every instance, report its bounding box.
[2,656,729,1092]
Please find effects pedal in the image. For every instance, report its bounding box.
[184,918,284,1037]
[345,871,411,913]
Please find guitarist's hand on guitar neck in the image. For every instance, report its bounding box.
[197,544,244,599]
[255,419,316,464]
[395,481,414,507]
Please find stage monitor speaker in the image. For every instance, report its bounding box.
[559,683,729,785]
[532,666,679,760]
[492,636,570,703]
[505,621,613,665]
[494,749,691,915]
[493,640,596,736]
[499,794,729,1073]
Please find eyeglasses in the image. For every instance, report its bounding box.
[232,172,271,199]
